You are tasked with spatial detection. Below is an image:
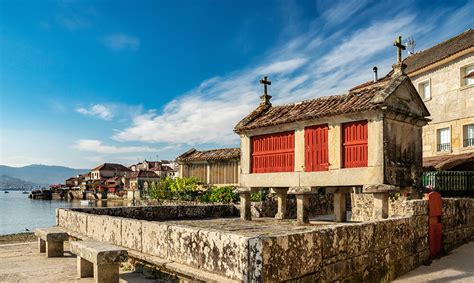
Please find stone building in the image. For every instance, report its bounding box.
[234,46,430,223]
[403,29,474,170]
[90,163,132,181]
[123,170,161,200]
[177,148,240,186]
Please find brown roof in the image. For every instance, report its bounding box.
[403,29,474,74]
[235,73,429,132]
[126,170,160,178]
[423,152,474,171]
[177,148,240,162]
[92,163,132,172]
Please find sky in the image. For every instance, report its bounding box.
[0,0,473,169]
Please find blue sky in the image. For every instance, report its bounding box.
[0,0,472,169]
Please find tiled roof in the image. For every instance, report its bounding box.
[403,29,474,74]
[126,170,160,178]
[177,148,240,162]
[423,152,474,170]
[92,163,132,172]
[235,73,428,132]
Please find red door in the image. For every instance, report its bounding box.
[342,120,368,168]
[426,191,443,258]
[251,131,295,173]
[305,124,329,171]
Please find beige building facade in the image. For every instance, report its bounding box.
[404,29,474,170]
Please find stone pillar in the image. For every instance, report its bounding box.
[94,263,120,283]
[46,241,64,257]
[272,188,288,220]
[77,257,93,278]
[239,192,251,221]
[373,193,389,219]
[38,238,46,253]
[334,192,347,222]
[296,194,310,224]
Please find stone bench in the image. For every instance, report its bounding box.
[35,227,69,257]
[70,240,128,283]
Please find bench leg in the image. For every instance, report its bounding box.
[77,257,93,278]
[94,263,119,283]
[46,241,64,257]
[38,238,46,253]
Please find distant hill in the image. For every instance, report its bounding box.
[0,175,40,190]
[0,165,89,186]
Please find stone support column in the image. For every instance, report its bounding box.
[94,263,120,283]
[46,241,64,257]
[373,193,389,219]
[272,188,288,220]
[38,238,46,253]
[334,191,347,222]
[77,257,93,278]
[296,194,310,224]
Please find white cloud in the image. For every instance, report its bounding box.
[76,104,113,120]
[102,34,140,51]
[73,139,160,154]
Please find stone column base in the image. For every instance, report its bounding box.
[38,238,45,253]
[46,241,64,258]
[94,263,120,283]
[77,257,93,278]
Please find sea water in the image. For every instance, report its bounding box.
[0,190,123,235]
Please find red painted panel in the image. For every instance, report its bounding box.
[251,131,295,173]
[425,191,443,258]
[305,124,329,172]
[342,120,368,168]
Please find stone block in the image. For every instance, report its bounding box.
[141,221,168,258]
[121,219,142,251]
[166,225,201,268]
[373,220,392,250]
[86,215,122,246]
[359,222,375,254]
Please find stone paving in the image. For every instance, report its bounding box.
[0,242,154,283]
[393,241,474,282]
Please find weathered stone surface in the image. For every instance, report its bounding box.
[35,227,68,242]
[86,215,122,246]
[121,219,142,251]
[141,221,168,257]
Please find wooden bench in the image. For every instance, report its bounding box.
[70,240,128,283]
[34,227,69,257]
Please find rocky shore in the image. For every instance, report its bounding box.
[0,232,36,244]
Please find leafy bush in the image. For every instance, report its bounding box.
[200,186,239,203]
[146,177,200,201]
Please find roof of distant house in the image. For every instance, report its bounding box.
[126,170,160,178]
[91,163,132,172]
[235,73,430,132]
[177,148,240,162]
[403,29,473,74]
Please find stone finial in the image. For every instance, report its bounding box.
[259,76,272,107]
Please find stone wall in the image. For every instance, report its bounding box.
[351,193,411,221]
[442,198,474,252]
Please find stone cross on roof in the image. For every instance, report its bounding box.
[259,76,272,106]
[393,36,406,64]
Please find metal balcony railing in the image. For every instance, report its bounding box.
[464,138,474,147]
[437,143,451,152]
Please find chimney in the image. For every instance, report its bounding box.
[373,66,378,82]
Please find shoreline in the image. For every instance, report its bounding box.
[0,232,36,244]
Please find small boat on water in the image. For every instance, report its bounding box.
[22,191,29,194]
[4,191,9,194]
[28,188,52,200]
[80,200,96,206]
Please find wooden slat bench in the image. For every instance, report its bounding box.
[70,240,128,283]
[34,227,69,257]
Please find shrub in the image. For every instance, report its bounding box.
[200,186,238,203]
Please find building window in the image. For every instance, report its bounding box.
[419,80,430,99]
[305,124,329,172]
[461,65,474,86]
[464,124,474,147]
[437,127,451,152]
[251,131,295,173]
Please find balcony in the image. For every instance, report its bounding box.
[437,143,451,152]
[464,138,474,147]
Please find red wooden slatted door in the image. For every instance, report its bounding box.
[342,120,368,168]
[251,131,295,173]
[305,124,329,172]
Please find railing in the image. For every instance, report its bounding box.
[423,171,474,196]
[464,138,474,147]
[437,143,451,152]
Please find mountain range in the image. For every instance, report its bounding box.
[0,164,89,189]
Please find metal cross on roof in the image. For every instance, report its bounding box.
[393,36,406,64]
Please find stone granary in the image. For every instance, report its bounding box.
[177,147,240,186]
[234,40,431,223]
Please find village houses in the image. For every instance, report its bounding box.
[234,37,430,223]
[122,170,161,200]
